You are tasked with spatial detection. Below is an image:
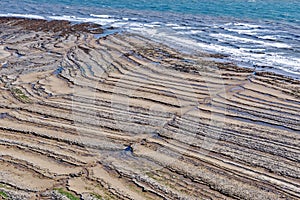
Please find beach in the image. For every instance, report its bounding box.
[0,17,299,199]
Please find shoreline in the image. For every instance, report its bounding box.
[1,15,299,79]
[0,17,299,199]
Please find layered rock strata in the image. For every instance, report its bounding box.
[0,18,299,200]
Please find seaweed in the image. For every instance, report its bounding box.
[54,188,80,200]
[10,88,31,103]
[0,191,8,199]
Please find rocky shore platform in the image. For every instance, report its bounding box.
[0,17,299,200]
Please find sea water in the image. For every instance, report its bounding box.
[0,0,299,78]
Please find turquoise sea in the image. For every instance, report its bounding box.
[1,0,300,78]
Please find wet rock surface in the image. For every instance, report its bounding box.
[0,17,299,200]
[0,17,103,36]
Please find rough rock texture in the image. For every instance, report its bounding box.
[0,18,299,200]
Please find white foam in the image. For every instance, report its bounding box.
[239,48,265,52]
[207,44,299,73]
[210,33,291,48]
[261,41,291,48]
[166,23,179,27]
[90,14,112,19]
[177,30,203,35]
[48,15,119,25]
[129,25,196,47]
[48,15,80,21]
[144,24,161,28]
[130,27,158,37]
[151,22,161,25]
[226,28,259,35]
[111,22,129,28]
[0,13,45,19]
[233,23,261,28]
[257,35,277,40]
[91,18,120,25]
[128,24,299,76]
[211,33,258,43]
[172,26,192,30]
[202,43,300,74]
[127,22,144,27]
[266,53,300,68]
[130,25,244,55]
[189,30,203,34]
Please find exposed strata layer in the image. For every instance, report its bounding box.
[0,18,299,200]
